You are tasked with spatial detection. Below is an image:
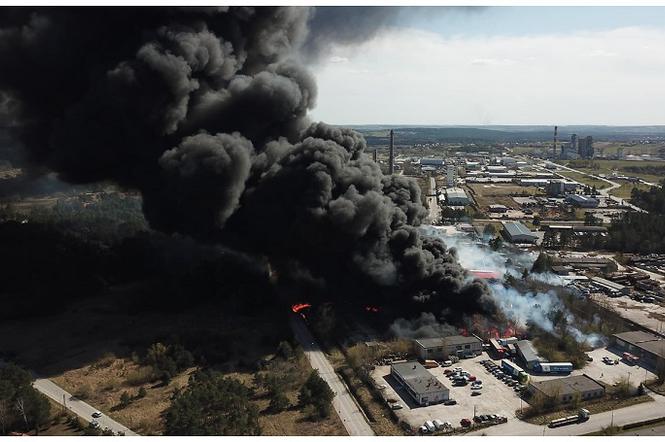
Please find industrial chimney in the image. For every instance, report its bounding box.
[388,129,395,174]
[553,125,558,158]
[373,148,377,163]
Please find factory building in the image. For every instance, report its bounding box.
[518,179,550,187]
[566,194,600,208]
[420,158,445,168]
[414,335,483,360]
[445,187,470,206]
[516,340,541,370]
[390,361,450,406]
[446,164,457,187]
[578,136,594,159]
[502,221,538,244]
[528,375,605,404]
[612,331,665,371]
[590,276,630,297]
[546,179,579,196]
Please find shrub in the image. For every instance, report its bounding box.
[126,366,155,386]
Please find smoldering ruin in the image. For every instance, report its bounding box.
[0,7,496,322]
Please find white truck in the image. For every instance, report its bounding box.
[548,408,591,428]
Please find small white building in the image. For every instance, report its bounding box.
[445,187,470,206]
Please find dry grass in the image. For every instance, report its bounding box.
[466,183,542,210]
[51,355,195,435]
[520,394,654,425]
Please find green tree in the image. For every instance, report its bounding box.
[0,364,50,435]
[165,370,260,435]
[489,236,502,251]
[268,389,289,413]
[276,341,293,360]
[298,371,334,420]
[531,253,553,273]
[119,391,132,408]
[136,387,147,399]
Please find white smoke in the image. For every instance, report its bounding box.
[420,225,605,348]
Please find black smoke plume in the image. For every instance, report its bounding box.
[0,7,495,319]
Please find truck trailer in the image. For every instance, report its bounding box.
[536,362,573,374]
[548,409,591,428]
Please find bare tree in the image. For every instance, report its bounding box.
[0,399,9,435]
[15,397,28,432]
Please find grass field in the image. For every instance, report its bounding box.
[554,170,611,190]
[609,183,652,200]
[556,159,665,184]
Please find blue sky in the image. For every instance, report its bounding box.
[310,7,665,125]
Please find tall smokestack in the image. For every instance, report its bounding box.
[388,129,395,174]
[373,148,377,163]
[553,125,558,158]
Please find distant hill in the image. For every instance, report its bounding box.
[346,125,665,146]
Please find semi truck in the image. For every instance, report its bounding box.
[501,359,525,377]
[548,408,591,428]
[536,362,573,374]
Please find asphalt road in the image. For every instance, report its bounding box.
[289,315,374,436]
[468,391,665,436]
[33,377,138,436]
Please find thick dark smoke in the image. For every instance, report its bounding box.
[302,6,484,62]
[0,7,496,318]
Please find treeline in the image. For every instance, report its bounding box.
[0,364,50,435]
[0,218,275,320]
[606,179,665,253]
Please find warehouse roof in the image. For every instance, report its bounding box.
[391,361,449,396]
[530,375,604,398]
[444,335,482,346]
[414,337,445,349]
[503,222,537,239]
[515,340,540,363]
[614,331,665,358]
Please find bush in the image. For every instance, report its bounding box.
[126,366,156,386]
[74,384,92,400]
[119,391,132,408]
[136,387,147,399]
[268,390,289,413]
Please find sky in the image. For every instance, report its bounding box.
[309,7,665,126]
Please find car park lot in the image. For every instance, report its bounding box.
[370,352,521,431]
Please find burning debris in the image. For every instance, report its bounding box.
[0,7,496,318]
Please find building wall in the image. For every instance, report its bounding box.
[416,339,482,359]
[390,365,449,405]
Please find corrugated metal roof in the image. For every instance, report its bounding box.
[515,340,539,362]
[504,222,534,237]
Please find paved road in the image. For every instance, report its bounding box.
[426,176,441,224]
[468,391,665,436]
[34,378,138,435]
[289,316,374,436]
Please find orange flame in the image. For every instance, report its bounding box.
[291,303,312,314]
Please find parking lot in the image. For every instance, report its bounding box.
[371,352,523,430]
[531,347,657,387]
[370,346,660,431]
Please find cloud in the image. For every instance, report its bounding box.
[311,26,665,125]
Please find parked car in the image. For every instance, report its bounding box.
[471,390,482,396]
[460,418,472,428]
[390,403,403,410]
[442,360,453,367]
[419,425,428,434]
[433,419,445,430]
[444,399,457,406]
[471,384,483,390]
[91,412,103,419]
